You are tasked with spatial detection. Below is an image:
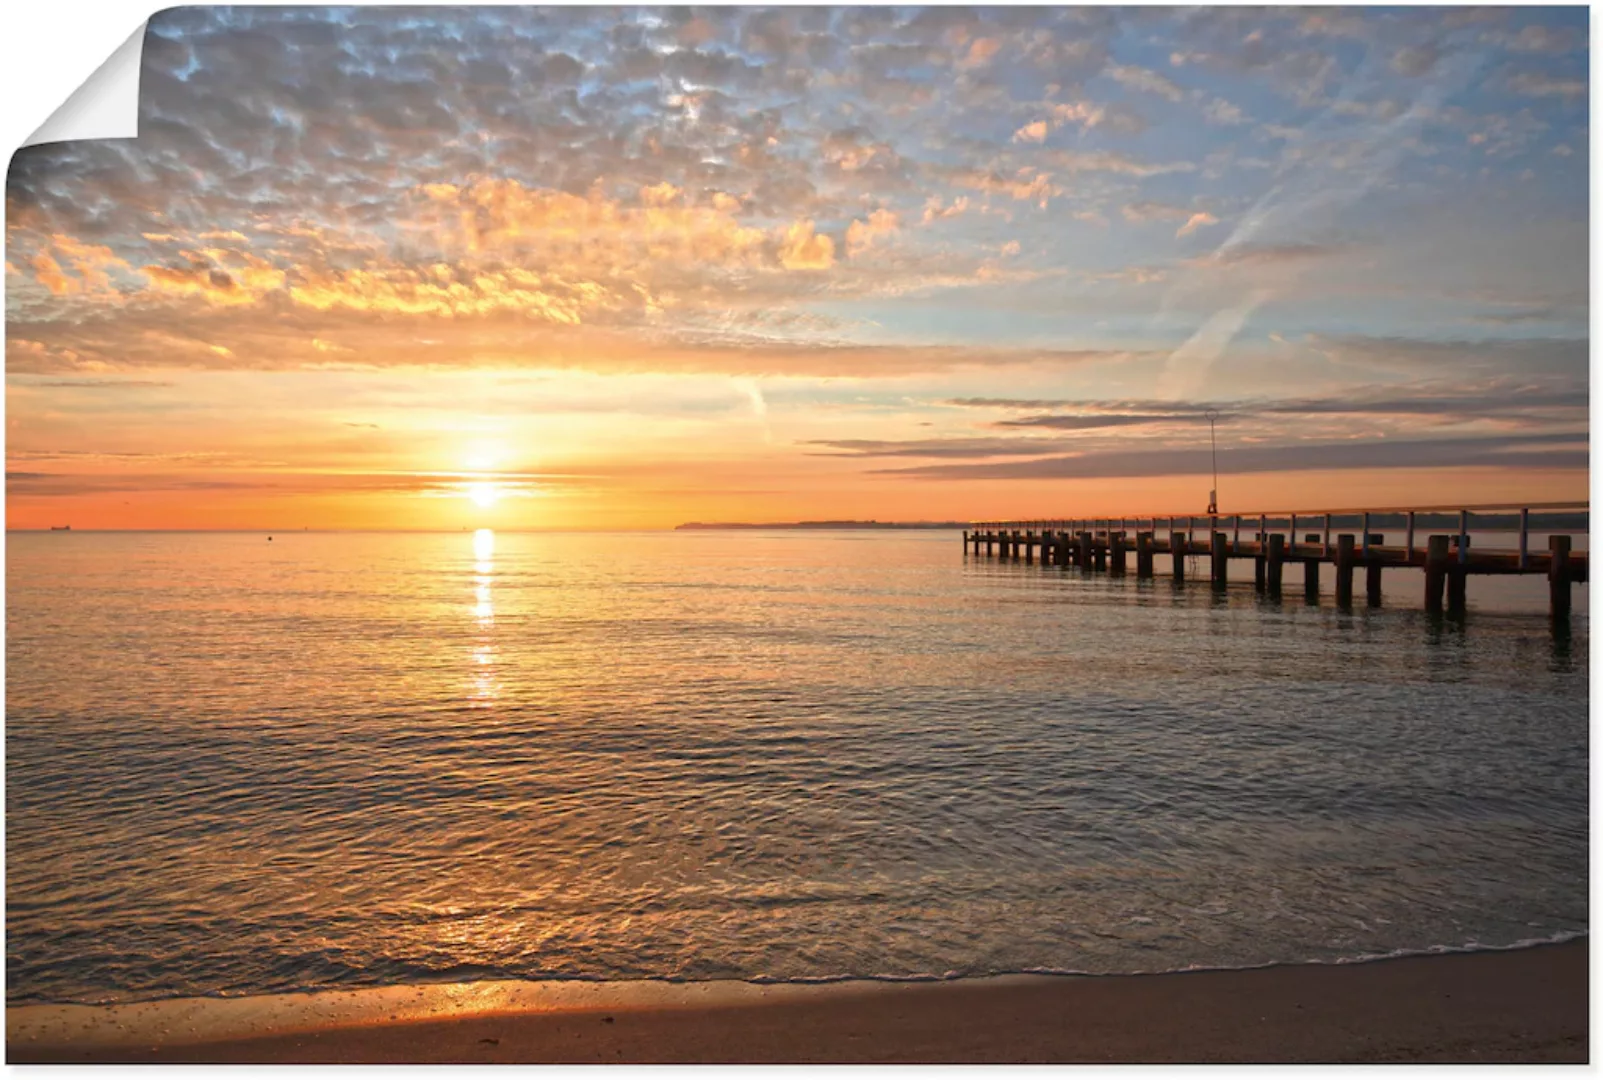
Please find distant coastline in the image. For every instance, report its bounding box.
[675,520,966,531]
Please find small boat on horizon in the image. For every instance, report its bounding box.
[48,525,71,531]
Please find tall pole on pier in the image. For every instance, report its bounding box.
[1206,409,1219,515]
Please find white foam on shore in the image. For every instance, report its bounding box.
[8,931,1586,1055]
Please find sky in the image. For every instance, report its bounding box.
[4,5,1590,530]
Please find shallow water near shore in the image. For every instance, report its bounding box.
[6,529,1589,1005]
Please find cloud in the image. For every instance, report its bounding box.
[872,432,1586,481]
[22,379,174,389]
[25,235,131,297]
[1203,242,1342,266]
[777,220,836,270]
[140,249,287,307]
[948,378,1586,429]
[1505,72,1587,99]
[845,209,900,257]
[2,4,1586,408]
[1012,120,1049,143]
[1105,63,1186,102]
[921,195,970,224]
[1202,97,1248,125]
[958,36,1002,70]
[1390,45,1440,77]
[1044,149,1197,177]
[1011,100,1147,146]
[949,166,1061,208]
[805,436,1078,459]
[1122,201,1195,224]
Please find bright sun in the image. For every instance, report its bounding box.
[467,480,500,508]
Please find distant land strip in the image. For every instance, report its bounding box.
[675,520,967,531]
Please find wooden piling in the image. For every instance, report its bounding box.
[1211,532,1229,589]
[1254,555,1266,591]
[1424,535,1448,613]
[1024,531,1035,564]
[1136,531,1153,578]
[1266,533,1285,596]
[1366,564,1382,607]
[1304,557,1320,603]
[1078,531,1093,572]
[1335,534,1355,608]
[1110,532,1127,575]
[1448,563,1467,613]
[1550,534,1572,621]
[1093,534,1107,572]
[1170,532,1186,582]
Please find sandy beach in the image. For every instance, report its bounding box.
[10,940,1585,1064]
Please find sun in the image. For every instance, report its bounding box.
[467,480,500,508]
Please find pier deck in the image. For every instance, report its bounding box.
[964,503,1588,619]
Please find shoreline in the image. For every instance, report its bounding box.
[9,938,1588,1064]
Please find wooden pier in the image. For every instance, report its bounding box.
[963,503,1588,620]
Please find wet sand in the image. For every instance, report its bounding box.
[10,940,1586,1064]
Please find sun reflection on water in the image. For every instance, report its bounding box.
[468,529,499,706]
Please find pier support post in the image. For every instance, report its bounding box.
[1335,534,1355,608]
[1024,531,1035,564]
[1211,532,1229,589]
[1136,532,1153,578]
[1110,532,1127,576]
[1447,564,1467,613]
[1170,532,1187,582]
[1254,555,1266,592]
[985,532,994,557]
[1077,531,1093,572]
[1366,563,1383,607]
[1093,535,1107,572]
[1304,557,1320,603]
[1266,534,1284,596]
[1549,534,1572,621]
[1425,535,1448,613]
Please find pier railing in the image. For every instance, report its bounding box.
[964,502,1588,618]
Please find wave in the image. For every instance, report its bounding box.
[9,929,1587,1009]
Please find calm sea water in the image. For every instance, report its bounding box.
[6,529,1589,1005]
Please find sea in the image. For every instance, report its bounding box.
[5,528,1589,1006]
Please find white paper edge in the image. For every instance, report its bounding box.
[22,20,147,148]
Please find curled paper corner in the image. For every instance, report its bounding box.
[22,21,148,149]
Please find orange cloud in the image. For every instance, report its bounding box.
[952,167,1061,209]
[845,208,900,257]
[1176,211,1220,238]
[922,195,970,224]
[27,234,131,296]
[139,249,286,306]
[1012,120,1049,143]
[777,220,836,270]
[959,37,1001,69]
[290,265,610,322]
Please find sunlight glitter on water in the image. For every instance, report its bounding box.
[5,529,1588,1005]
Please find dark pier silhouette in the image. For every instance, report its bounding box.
[964,503,1588,622]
